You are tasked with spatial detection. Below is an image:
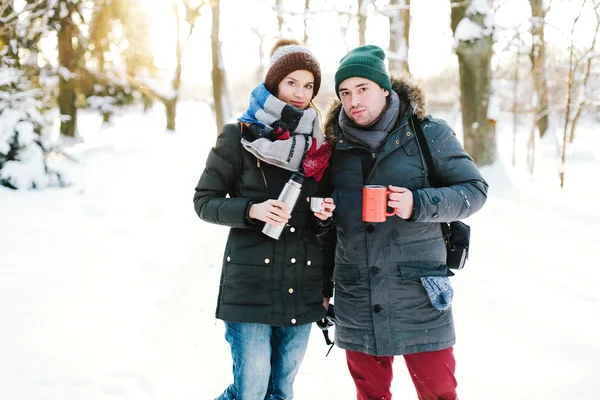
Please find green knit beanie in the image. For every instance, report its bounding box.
[334,45,392,98]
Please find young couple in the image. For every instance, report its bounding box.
[193,39,488,400]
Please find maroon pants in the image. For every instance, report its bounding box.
[346,347,457,400]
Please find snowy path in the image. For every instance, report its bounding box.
[1,106,599,399]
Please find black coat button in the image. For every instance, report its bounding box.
[373,305,382,313]
[365,223,375,233]
[433,213,439,218]
[369,267,379,275]
[432,196,440,204]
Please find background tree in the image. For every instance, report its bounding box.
[87,0,153,122]
[450,0,496,166]
[560,0,600,188]
[0,1,20,66]
[10,0,87,138]
[358,0,367,46]
[275,0,284,36]
[55,0,84,138]
[303,0,310,44]
[138,0,204,131]
[384,0,410,75]
[529,0,550,138]
[0,2,66,189]
[211,0,230,133]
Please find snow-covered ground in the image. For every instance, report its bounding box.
[1,102,598,400]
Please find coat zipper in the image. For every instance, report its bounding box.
[257,159,268,188]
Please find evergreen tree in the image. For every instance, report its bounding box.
[0,68,65,189]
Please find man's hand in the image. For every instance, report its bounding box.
[323,297,330,310]
[387,185,414,219]
[249,199,291,225]
[310,197,336,221]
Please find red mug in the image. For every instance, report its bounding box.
[362,185,397,222]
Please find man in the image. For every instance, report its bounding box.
[320,45,489,399]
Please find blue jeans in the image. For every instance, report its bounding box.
[216,321,312,400]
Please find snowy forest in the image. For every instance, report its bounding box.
[1,0,600,399]
[1,0,599,189]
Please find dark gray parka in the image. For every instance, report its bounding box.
[321,77,488,356]
[194,123,332,327]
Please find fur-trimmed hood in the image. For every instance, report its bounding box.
[324,74,426,144]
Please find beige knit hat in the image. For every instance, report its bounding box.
[264,39,321,98]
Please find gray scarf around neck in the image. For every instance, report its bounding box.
[339,90,401,151]
[239,83,325,173]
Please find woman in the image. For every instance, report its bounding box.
[193,39,335,400]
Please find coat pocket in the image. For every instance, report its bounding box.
[403,136,419,156]
[397,262,449,280]
[221,242,275,306]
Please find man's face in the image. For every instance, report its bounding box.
[338,77,389,126]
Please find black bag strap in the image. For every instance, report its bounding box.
[410,114,451,240]
[410,114,438,188]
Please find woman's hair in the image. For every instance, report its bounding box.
[308,101,324,133]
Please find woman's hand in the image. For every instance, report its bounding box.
[312,197,336,221]
[249,199,291,225]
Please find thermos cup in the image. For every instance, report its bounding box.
[309,197,325,213]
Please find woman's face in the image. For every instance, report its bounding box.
[276,70,315,110]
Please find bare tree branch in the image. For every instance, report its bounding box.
[560,0,588,187]
[569,0,600,143]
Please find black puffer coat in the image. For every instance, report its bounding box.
[194,123,332,327]
[321,77,489,355]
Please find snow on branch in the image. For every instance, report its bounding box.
[374,3,410,18]
[455,0,494,44]
[387,48,408,62]
[466,0,492,15]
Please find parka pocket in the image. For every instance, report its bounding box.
[220,242,275,306]
[397,262,449,280]
[403,136,419,156]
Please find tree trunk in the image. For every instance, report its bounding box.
[450,0,466,33]
[388,0,410,75]
[560,1,591,187]
[358,0,366,46]
[303,0,310,44]
[165,98,177,131]
[529,0,549,137]
[165,3,183,132]
[0,1,19,66]
[257,34,266,82]
[568,4,600,144]
[276,0,284,36]
[512,47,519,168]
[163,62,182,132]
[450,0,495,166]
[211,0,226,133]
[401,0,410,74]
[58,13,77,138]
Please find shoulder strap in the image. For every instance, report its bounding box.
[411,114,451,240]
[411,114,438,188]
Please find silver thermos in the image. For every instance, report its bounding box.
[262,173,304,240]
